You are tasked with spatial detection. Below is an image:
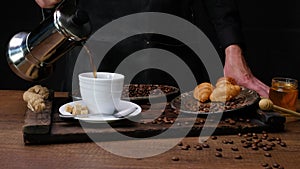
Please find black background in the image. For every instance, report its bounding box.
[1,0,300,91]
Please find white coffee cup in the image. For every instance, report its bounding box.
[79,72,125,115]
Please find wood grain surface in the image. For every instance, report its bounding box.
[1,90,300,169]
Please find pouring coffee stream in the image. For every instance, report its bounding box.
[82,44,98,78]
[7,0,92,81]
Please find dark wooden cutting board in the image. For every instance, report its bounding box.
[22,95,286,145]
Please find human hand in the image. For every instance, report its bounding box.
[223,45,270,98]
[35,0,62,8]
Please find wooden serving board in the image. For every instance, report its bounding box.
[22,95,286,145]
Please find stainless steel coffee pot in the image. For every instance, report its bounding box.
[7,0,91,81]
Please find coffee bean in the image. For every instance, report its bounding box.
[222,140,228,144]
[231,146,239,151]
[195,145,202,150]
[238,118,245,122]
[265,166,273,169]
[193,144,200,148]
[251,145,259,150]
[202,143,210,148]
[224,118,230,123]
[266,145,273,150]
[272,163,280,168]
[243,143,250,148]
[279,142,287,147]
[177,142,183,146]
[238,133,242,137]
[264,152,272,157]
[172,156,179,161]
[263,133,269,137]
[261,162,269,167]
[246,137,253,141]
[216,148,222,152]
[251,143,257,147]
[263,146,269,151]
[257,142,264,148]
[246,119,251,123]
[229,120,236,125]
[278,166,284,169]
[269,143,276,147]
[253,139,261,144]
[167,120,174,124]
[211,136,218,140]
[227,140,234,144]
[181,145,189,150]
[234,155,242,159]
[215,152,222,157]
[246,141,252,146]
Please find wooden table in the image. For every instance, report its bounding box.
[1,90,300,169]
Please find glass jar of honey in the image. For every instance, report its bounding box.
[269,77,298,111]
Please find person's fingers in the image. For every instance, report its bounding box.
[253,79,270,98]
[240,78,270,98]
[35,0,61,8]
[253,85,269,98]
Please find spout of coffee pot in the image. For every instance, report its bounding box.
[6,0,91,81]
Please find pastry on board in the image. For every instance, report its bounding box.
[193,77,241,102]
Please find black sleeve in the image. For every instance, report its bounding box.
[204,0,244,50]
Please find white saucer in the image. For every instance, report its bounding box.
[59,100,142,123]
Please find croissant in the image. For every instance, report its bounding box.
[193,82,214,102]
[210,77,241,102]
[215,77,237,88]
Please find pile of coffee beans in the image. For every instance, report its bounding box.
[122,84,178,99]
[236,131,287,168]
[172,92,247,113]
[172,131,287,168]
[151,116,175,124]
[238,131,287,151]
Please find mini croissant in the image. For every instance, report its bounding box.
[210,77,241,102]
[215,77,237,87]
[193,82,214,102]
